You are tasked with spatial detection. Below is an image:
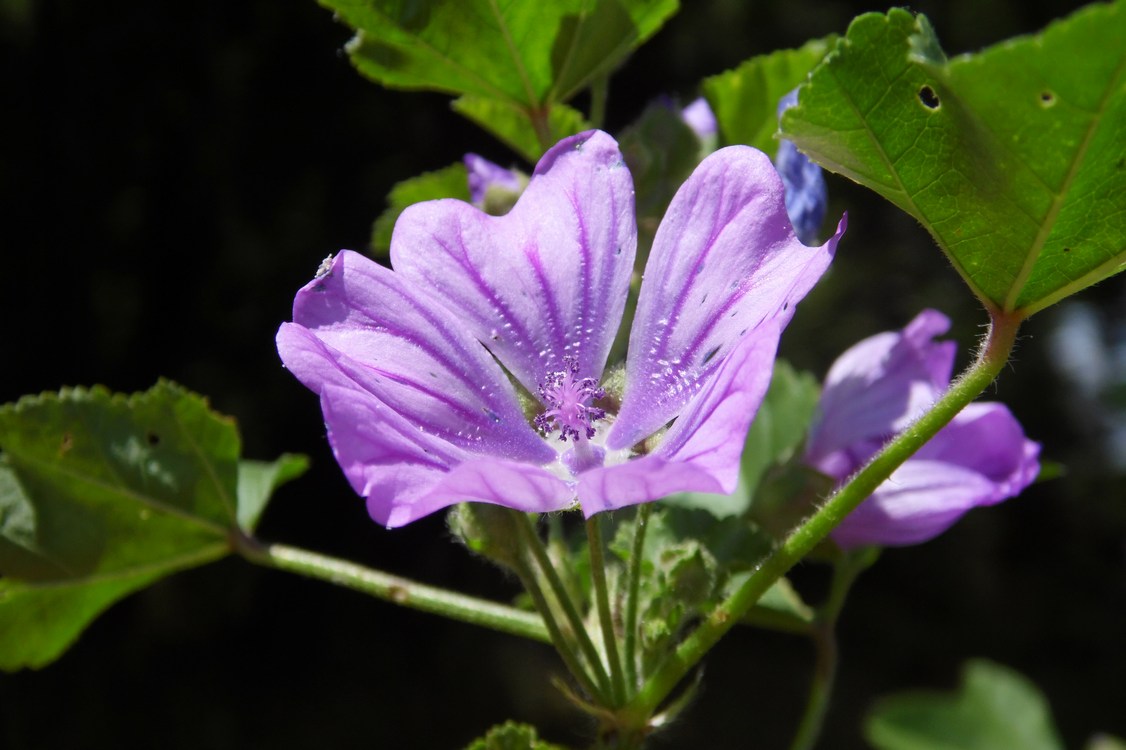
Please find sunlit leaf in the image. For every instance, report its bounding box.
[783,3,1126,315]
[323,0,677,104]
[236,454,309,534]
[451,96,590,163]
[866,659,1065,750]
[703,36,836,155]
[371,162,471,256]
[0,382,283,670]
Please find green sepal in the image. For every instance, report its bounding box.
[447,504,527,573]
[463,720,569,750]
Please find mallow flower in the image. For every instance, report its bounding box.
[278,130,846,527]
[463,153,524,210]
[681,97,718,145]
[805,309,1040,548]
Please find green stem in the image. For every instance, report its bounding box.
[514,512,614,699]
[529,106,555,154]
[788,549,876,750]
[235,538,550,644]
[622,503,652,693]
[789,622,837,750]
[589,75,609,130]
[587,515,628,705]
[509,544,609,703]
[624,310,1024,722]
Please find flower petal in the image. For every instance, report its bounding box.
[831,460,998,548]
[608,146,843,450]
[579,324,779,515]
[392,130,636,393]
[464,153,523,207]
[832,403,1040,549]
[775,89,828,245]
[915,402,1042,496]
[277,251,553,464]
[806,309,955,476]
[320,385,573,528]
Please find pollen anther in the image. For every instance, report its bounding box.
[534,356,606,442]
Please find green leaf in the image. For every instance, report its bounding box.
[619,99,703,224]
[371,162,470,256]
[324,0,677,105]
[866,659,1065,750]
[703,36,837,155]
[463,720,568,750]
[739,573,814,632]
[667,360,820,518]
[452,96,590,164]
[783,4,1126,316]
[0,382,243,670]
[236,454,309,534]
[609,506,811,666]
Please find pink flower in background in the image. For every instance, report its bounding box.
[806,310,1041,548]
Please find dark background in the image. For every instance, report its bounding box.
[2,1,1124,748]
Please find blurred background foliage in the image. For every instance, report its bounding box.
[1,0,1123,748]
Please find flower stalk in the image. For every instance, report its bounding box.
[514,512,615,699]
[587,514,628,705]
[623,308,1025,723]
[787,547,877,750]
[234,536,551,644]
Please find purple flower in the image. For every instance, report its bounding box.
[681,97,718,142]
[775,90,827,245]
[805,310,1041,548]
[278,130,845,528]
[463,153,524,208]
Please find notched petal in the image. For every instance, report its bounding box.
[610,146,844,450]
[391,130,637,396]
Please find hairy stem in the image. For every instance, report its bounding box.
[588,514,628,705]
[623,503,652,692]
[514,512,614,698]
[788,549,876,750]
[235,538,550,644]
[624,309,1024,722]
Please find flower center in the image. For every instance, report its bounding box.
[534,356,606,442]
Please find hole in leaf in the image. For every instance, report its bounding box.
[1063,247,1072,254]
[918,85,940,110]
[1039,90,1056,107]
[146,431,161,446]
